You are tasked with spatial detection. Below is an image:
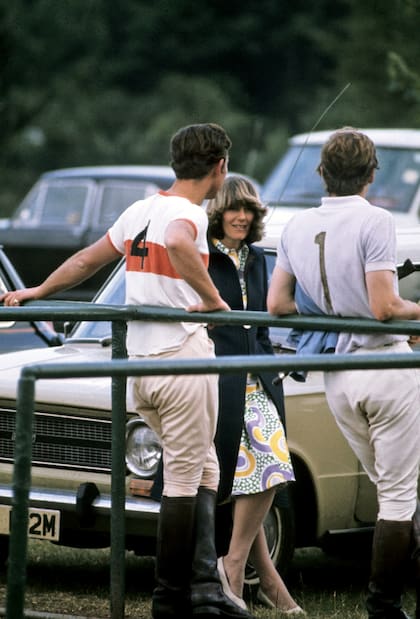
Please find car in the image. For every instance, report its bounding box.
[2,235,420,582]
[0,246,62,353]
[261,129,420,246]
[0,166,176,301]
[0,167,260,304]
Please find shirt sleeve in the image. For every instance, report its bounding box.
[176,204,209,255]
[364,209,397,273]
[275,225,294,274]
[107,204,133,254]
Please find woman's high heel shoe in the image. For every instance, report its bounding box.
[257,588,306,615]
[217,557,248,610]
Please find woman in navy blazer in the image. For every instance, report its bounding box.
[208,239,286,502]
[206,176,304,616]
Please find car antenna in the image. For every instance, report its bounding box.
[272,82,351,387]
[275,82,351,203]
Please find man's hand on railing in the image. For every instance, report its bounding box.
[186,297,230,313]
[0,287,38,306]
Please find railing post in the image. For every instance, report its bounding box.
[6,373,36,619]
[110,321,128,619]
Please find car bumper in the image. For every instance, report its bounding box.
[0,482,160,544]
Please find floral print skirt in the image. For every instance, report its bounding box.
[232,381,295,496]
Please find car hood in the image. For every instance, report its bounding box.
[0,343,115,409]
[258,206,303,249]
[264,205,303,226]
[0,338,326,406]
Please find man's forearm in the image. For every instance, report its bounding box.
[35,253,101,297]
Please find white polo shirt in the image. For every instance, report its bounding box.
[107,191,209,355]
[276,195,407,353]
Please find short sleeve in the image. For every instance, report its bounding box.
[275,226,294,274]
[364,209,397,273]
[107,207,131,255]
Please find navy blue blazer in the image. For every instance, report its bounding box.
[207,241,286,503]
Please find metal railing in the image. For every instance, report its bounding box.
[2,301,420,619]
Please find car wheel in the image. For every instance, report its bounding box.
[244,495,295,586]
[0,535,9,568]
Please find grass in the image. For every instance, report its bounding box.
[0,541,417,618]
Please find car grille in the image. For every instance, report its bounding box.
[0,408,112,472]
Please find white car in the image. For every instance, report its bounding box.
[261,129,420,262]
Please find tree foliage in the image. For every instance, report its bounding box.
[1,0,419,216]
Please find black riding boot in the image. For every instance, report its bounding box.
[152,495,196,619]
[190,487,256,619]
[411,501,420,619]
[366,519,412,619]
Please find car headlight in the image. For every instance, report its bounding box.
[126,418,162,478]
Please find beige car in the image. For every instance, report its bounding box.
[1,236,420,581]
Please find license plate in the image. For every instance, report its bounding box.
[0,505,60,541]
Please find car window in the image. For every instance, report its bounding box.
[264,250,276,286]
[69,261,126,341]
[367,148,420,212]
[0,270,9,295]
[262,144,420,215]
[12,182,41,225]
[262,145,322,207]
[0,252,62,347]
[98,182,161,227]
[41,184,88,224]
[13,180,91,226]
[399,269,420,302]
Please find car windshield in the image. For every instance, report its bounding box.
[69,261,126,341]
[98,182,160,227]
[69,252,293,348]
[262,144,420,214]
[68,249,420,349]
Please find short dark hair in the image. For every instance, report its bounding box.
[170,123,232,180]
[206,175,267,244]
[318,127,378,195]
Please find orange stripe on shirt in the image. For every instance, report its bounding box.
[125,239,208,277]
